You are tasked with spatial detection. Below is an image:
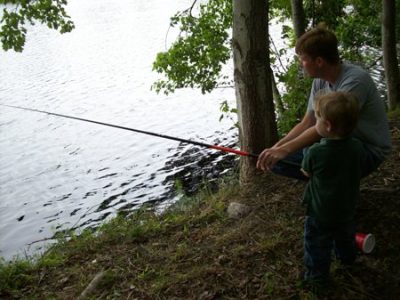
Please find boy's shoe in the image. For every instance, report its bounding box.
[299,272,331,295]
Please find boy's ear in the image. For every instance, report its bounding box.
[325,120,332,132]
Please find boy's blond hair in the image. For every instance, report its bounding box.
[315,92,359,137]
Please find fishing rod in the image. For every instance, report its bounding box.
[0,103,300,167]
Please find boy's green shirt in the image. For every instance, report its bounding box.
[302,137,365,225]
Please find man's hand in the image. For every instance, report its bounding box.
[256,146,290,171]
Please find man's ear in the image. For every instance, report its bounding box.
[315,56,324,67]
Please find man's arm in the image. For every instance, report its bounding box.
[273,111,316,148]
[256,112,320,171]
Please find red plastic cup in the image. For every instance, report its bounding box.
[355,233,375,254]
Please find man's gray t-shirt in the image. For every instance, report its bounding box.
[308,62,392,161]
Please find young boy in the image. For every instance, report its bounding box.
[301,91,365,284]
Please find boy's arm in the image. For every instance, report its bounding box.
[300,168,310,178]
[301,148,313,178]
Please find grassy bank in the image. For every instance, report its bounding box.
[1,119,399,299]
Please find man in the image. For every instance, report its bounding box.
[256,26,391,179]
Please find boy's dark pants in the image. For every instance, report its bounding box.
[304,216,357,281]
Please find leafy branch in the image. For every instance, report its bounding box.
[0,0,74,52]
[152,0,232,95]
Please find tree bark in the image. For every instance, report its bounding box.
[232,0,278,183]
[290,0,306,39]
[382,0,400,110]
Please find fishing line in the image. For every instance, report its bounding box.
[0,103,300,167]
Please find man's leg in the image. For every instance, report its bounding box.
[272,150,308,181]
[360,143,383,178]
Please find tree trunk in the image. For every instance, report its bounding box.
[232,0,278,183]
[382,0,400,110]
[290,0,306,39]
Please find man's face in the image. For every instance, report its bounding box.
[298,54,320,78]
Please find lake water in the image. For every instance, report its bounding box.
[0,0,238,260]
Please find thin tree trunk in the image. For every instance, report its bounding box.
[382,0,400,110]
[233,0,278,183]
[290,0,306,39]
[270,67,285,115]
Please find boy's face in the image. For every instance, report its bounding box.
[315,113,331,138]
